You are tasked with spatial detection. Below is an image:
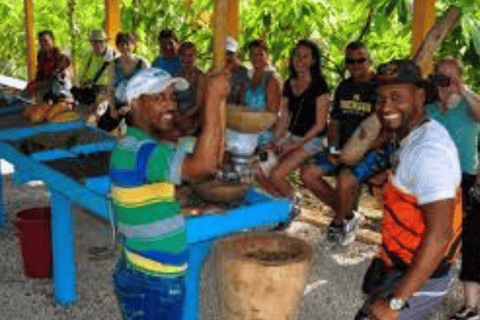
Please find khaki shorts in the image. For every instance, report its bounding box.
[278,132,327,155]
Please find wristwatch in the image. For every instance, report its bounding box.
[388,296,408,311]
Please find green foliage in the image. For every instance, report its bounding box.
[0,0,479,92]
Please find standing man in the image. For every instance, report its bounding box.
[109,67,228,319]
[301,42,388,247]
[355,59,462,320]
[152,29,181,75]
[425,58,480,320]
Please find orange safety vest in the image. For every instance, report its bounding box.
[377,181,462,269]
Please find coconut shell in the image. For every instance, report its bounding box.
[226,104,276,133]
[190,179,249,203]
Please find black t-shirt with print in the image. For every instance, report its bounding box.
[331,77,377,148]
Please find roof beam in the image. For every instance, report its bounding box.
[412,0,435,76]
[24,0,36,80]
[105,0,121,48]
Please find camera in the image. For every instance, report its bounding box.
[428,74,451,87]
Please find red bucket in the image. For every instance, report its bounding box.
[16,207,52,278]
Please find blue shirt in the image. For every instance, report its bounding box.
[426,99,480,175]
[152,56,181,75]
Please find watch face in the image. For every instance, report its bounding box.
[389,298,405,311]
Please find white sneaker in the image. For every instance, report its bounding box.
[339,211,364,247]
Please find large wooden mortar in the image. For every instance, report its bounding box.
[215,232,313,320]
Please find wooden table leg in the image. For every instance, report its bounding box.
[0,161,5,230]
[50,190,77,305]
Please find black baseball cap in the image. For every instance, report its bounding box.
[374,59,427,88]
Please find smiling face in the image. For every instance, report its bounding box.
[90,40,106,54]
[38,34,55,52]
[132,86,179,132]
[292,44,313,75]
[179,47,196,68]
[345,47,370,81]
[250,46,268,70]
[376,83,424,133]
[160,37,178,58]
[117,40,134,56]
[435,62,460,107]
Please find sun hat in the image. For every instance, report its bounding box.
[375,59,427,88]
[226,36,237,53]
[124,68,189,104]
[90,29,107,41]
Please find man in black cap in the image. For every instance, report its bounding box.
[355,59,462,320]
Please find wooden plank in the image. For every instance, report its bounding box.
[227,0,239,38]
[411,0,436,76]
[105,0,121,49]
[413,5,461,68]
[23,0,36,80]
[212,0,228,165]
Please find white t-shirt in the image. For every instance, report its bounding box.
[392,119,461,205]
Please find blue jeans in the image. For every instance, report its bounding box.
[313,144,395,183]
[355,260,454,320]
[112,257,186,320]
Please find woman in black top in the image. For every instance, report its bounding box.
[258,40,330,199]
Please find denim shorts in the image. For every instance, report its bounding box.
[313,144,395,183]
[112,256,186,320]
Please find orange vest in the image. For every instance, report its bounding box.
[378,181,462,269]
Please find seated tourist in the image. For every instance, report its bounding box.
[97,32,149,132]
[299,42,394,248]
[243,39,282,146]
[73,29,118,107]
[256,40,330,200]
[225,36,249,106]
[175,41,206,135]
[109,67,229,320]
[26,30,73,102]
[152,29,181,75]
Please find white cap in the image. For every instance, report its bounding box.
[226,36,237,53]
[125,68,189,104]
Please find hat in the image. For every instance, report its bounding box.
[375,59,427,87]
[90,29,107,41]
[125,68,189,104]
[226,36,237,53]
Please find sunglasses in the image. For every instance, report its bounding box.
[346,57,367,65]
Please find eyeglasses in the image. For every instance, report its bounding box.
[346,57,367,65]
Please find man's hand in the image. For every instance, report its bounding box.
[366,298,400,320]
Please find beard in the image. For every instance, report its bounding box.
[445,93,462,110]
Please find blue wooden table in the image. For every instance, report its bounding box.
[0,117,116,305]
[0,109,293,319]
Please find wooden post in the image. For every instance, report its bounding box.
[212,0,228,165]
[24,0,36,80]
[105,0,121,48]
[411,0,435,76]
[226,0,239,38]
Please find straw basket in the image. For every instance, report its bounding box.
[226,104,276,133]
[215,232,313,320]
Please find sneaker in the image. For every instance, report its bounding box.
[450,306,480,320]
[340,211,364,246]
[324,221,344,249]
